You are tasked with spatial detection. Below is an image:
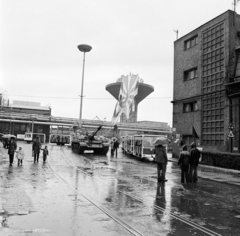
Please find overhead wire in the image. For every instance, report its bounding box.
[7,94,173,100]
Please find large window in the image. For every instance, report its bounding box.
[201,22,225,146]
[184,67,198,81]
[184,35,198,50]
[183,102,197,113]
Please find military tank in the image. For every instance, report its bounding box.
[71,125,110,155]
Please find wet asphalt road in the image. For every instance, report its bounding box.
[1,142,240,236]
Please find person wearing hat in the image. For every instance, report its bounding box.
[32,136,42,163]
[8,137,17,166]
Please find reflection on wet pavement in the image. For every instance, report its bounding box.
[1,143,240,235]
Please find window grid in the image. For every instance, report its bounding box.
[201,22,225,146]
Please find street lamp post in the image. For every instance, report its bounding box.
[77,44,92,129]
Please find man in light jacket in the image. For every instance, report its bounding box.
[155,144,168,182]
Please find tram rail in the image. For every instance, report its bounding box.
[56,146,222,236]
[47,146,145,236]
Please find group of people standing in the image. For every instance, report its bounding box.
[154,141,201,184]
[1,136,49,167]
[110,139,119,157]
[32,136,49,163]
[178,142,201,184]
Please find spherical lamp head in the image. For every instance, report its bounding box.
[77,44,92,53]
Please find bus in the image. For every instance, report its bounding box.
[24,132,46,144]
[122,134,169,160]
[125,136,134,154]
[49,134,72,146]
[132,135,165,159]
[121,136,125,152]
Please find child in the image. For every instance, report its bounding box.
[16,146,24,166]
[42,145,49,163]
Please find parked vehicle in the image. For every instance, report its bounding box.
[122,134,170,160]
[50,134,72,146]
[125,136,133,154]
[24,132,46,143]
[133,135,164,159]
[71,125,109,155]
[121,136,125,152]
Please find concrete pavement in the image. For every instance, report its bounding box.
[0,142,240,236]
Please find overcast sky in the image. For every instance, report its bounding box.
[0,0,238,125]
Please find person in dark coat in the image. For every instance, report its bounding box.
[113,139,119,157]
[155,144,168,182]
[110,140,114,156]
[32,136,42,163]
[178,145,190,184]
[8,137,17,166]
[189,142,201,183]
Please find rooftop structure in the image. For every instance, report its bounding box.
[106,75,154,123]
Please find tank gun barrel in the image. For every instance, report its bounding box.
[89,125,102,141]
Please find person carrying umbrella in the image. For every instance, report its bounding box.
[155,138,168,182]
[8,137,17,166]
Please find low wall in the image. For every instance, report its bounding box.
[201,151,240,170]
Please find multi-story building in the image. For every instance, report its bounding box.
[172,10,240,152]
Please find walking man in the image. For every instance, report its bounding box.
[110,140,114,156]
[32,136,42,163]
[189,142,201,183]
[8,137,17,166]
[113,139,119,157]
[155,144,168,182]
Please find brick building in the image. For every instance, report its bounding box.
[172,10,240,152]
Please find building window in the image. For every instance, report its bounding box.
[184,67,198,81]
[184,35,198,50]
[183,102,197,112]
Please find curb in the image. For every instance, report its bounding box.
[168,157,240,174]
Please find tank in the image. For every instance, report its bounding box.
[71,125,110,155]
